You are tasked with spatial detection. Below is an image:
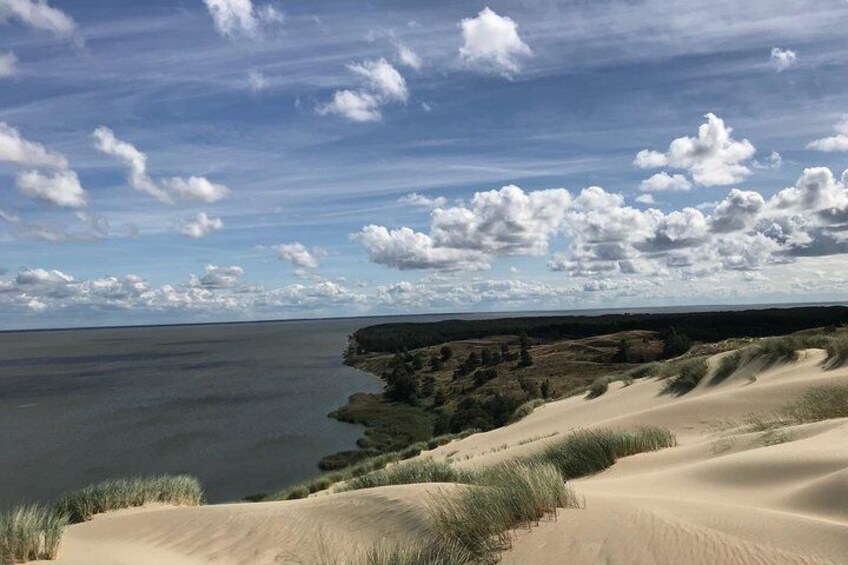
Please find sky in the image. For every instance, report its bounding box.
[1,0,848,329]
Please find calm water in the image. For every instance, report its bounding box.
[0,319,385,507]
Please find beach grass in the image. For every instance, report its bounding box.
[782,385,848,423]
[534,426,677,480]
[662,357,709,396]
[343,459,474,492]
[364,541,476,564]
[508,399,545,423]
[0,505,68,563]
[586,377,610,399]
[824,335,848,368]
[711,351,746,384]
[55,475,203,524]
[431,460,578,562]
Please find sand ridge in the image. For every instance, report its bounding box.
[43,349,848,564]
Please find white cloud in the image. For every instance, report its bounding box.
[179,212,223,238]
[318,90,382,122]
[399,193,448,209]
[635,194,655,205]
[164,176,230,203]
[0,122,68,170]
[273,242,321,269]
[93,127,228,204]
[459,7,532,75]
[248,69,267,91]
[320,59,408,123]
[711,189,765,233]
[0,0,77,38]
[190,265,245,288]
[93,126,172,203]
[15,170,86,208]
[356,185,571,271]
[634,113,756,186]
[0,51,16,77]
[15,267,73,285]
[639,172,692,192]
[348,58,408,102]
[807,117,848,152]
[771,47,797,72]
[396,42,422,70]
[753,151,782,170]
[354,225,490,271]
[202,0,283,38]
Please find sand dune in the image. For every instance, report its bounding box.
[44,349,848,564]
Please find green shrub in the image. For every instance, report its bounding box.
[55,475,203,524]
[0,504,68,563]
[586,377,610,399]
[534,427,676,480]
[344,459,474,492]
[509,399,544,423]
[627,362,661,380]
[782,385,848,423]
[662,357,708,395]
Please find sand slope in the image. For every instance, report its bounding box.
[44,349,848,564]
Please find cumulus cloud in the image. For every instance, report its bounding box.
[459,7,532,75]
[635,194,655,205]
[93,126,172,203]
[202,0,283,38]
[15,170,86,208]
[0,51,16,78]
[711,189,765,233]
[318,90,381,123]
[273,242,321,269]
[319,59,408,123]
[93,127,230,203]
[164,176,230,203]
[180,212,223,238]
[639,172,692,192]
[771,47,797,72]
[0,0,78,39]
[356,185,571,270]
[348,58,408,102]
[399,193,448,209]
[395,42,422,70]
[807,117,848,152]
[634,113,756,186]
[0,122,68,170]
[190,265,245,288]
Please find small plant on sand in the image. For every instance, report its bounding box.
[535,426,677,480]
[586,377,610,399]
[824,335,848,369]
[55,475,203,524]
[0,505,68,563]
[364,540,476,565]
[509,399,545,423]
[431,461,578,561]
[710,350,746,385]
[662,357,708,396]
[782,385,848,424]
[343,460,474,492]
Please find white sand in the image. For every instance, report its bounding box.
[43,349,848,564]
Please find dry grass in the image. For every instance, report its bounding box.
[0,505,67,563]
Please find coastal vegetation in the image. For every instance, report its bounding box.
[1,474,202,564]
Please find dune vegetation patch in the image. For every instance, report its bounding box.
[343,459,474,492]
[661,357,709,396]
[365,540,476,565]
[534,426,677,479]
[431,460,579,562]
[0,505,67,564]
[55,475,204,524]
[783,385,848,424]
[824,335,848,369]
[586,376,611,399]
[508,398,545,423]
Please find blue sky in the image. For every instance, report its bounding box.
[2,0,848,329]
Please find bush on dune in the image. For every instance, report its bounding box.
[586,377,610,399]
[55,475,203,524]
[509,399,545,423]
[824,335,848,368]
[0,505,67,563]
